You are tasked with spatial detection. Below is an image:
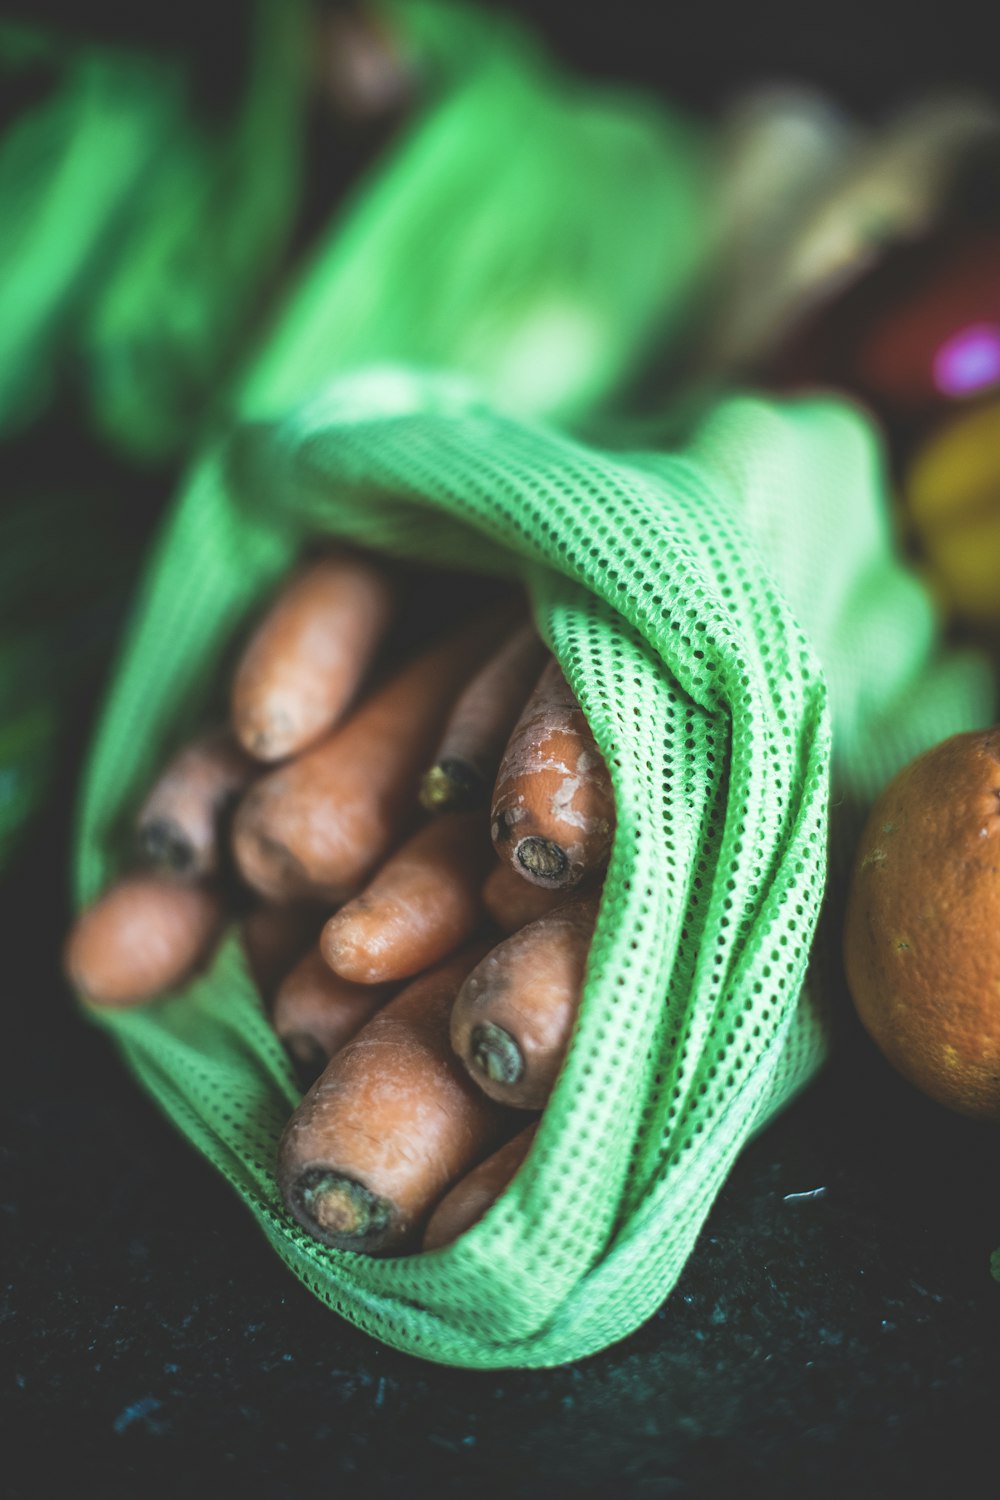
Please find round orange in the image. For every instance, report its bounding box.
[843,726,1000,1123]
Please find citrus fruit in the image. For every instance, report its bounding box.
[843,726,1000,1122]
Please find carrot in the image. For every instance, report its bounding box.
[273,947,394,1087]
[481,861,573,935]
[319,811,491,984]
[277,944,509,1254]
[231,551,395,763]
[232,604,514,904]
[63,875,225,1007]
[490,659,615,889]
[240,900,326,1004]
[421,1121,539,1251]
[450,889,601,1109]
[136,728,257,879]
[419,624,550,813]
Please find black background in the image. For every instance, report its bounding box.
[4,3,1000,1496]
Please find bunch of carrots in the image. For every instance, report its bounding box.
[63,551,615,1255]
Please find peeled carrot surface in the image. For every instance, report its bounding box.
[490,659,615,889]
[481,860,571,935]
[277,945,509,1254]
[319,811,491,983]
[64,876,226,1007]
[232,604,516,904]
[451,889,601,1109]
[273,947,395,1087]
[231,551,395,763]
[422,1120,539,1250]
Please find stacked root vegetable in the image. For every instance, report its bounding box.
[64,552,615,1255]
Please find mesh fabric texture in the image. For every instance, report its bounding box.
[73,371,995,1368]
[1,0,709,872]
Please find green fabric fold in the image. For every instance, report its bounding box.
[73,371,994,1367]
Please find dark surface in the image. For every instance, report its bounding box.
[6,800,1000,1498]
[5,2,1000,1496]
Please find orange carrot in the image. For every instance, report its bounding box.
[490,659,615,889]
[63,876,225,1007]
[273,947,395,1086]
[421,1121,539,1251]
[481,861,572,935]
[319,811,491,984]
[136,728,257,879]
[239,900,326,1003]
[232,604,514,904]
[277,944,509,1254]
[231,551,395,762]
[450,889,601,1109]
[419,624,550,813]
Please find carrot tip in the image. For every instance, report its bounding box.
[289,1169,394,1252]
[137,819,196,876]
[419,760,486,814]
[515,836,569,885]
[470,1022,524,1088]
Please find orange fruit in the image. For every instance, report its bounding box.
[843,726,1000,1123]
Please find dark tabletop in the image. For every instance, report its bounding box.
[5,3,1000,1496]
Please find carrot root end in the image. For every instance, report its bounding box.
[289,1169,394,1251]
[515,836,569,885]
[137,819,196,876]
[419,760,486,813]
[470,1021,524,1088]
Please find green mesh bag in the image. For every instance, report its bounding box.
[1,0,708,873]
[72,371,994,1368]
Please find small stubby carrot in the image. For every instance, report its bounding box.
[421,1120,539,1251]
[277,945,509,1254]
[63,875,226,1007]
[481,861,572,935]
[450,889,601,1109]
[272,947,395,1087]
[136,728,257,879]
[319,811,491,984]
[419,624,550,814]
[231,551,395,763]
[490,659,615,889]
[232,604,515,904]
[240,900,326,1004]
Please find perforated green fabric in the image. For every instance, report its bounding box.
[73,371,994,1368]
[62,0,995,1369]
[1,0,709,872]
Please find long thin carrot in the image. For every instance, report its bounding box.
[319,811,491,984]
[420,624,550,813]
[63,876,226,1007]
[232,604,515,904]
[490,659,615,889]
[136,728,257,879]
[273,947,395,1087]
[421,1121,539,1251]
[231,551,395,762]
[277,944,509,1254]
[450,889,601,1109]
